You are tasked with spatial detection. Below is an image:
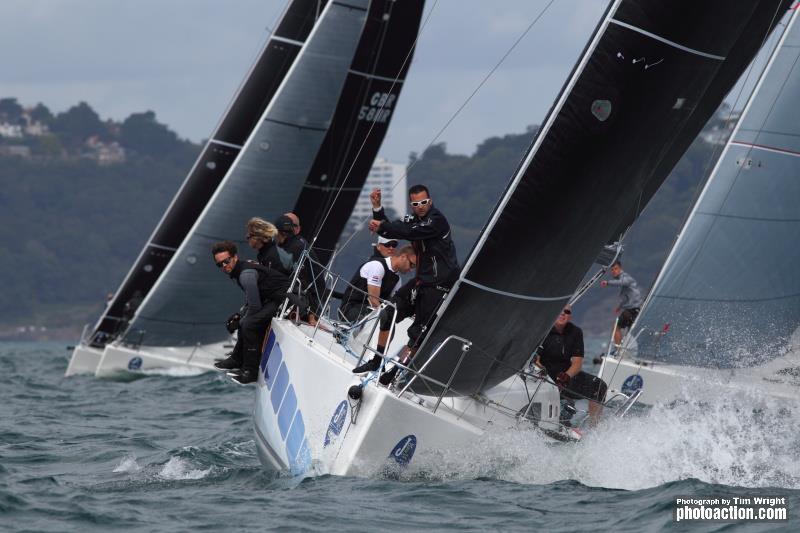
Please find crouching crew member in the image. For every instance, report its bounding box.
[245,217,293,275]
[356,185,458,384]
[534,305,607,426]
[275,213,322,325]
[212,240,289,384]
[339,244,417,323]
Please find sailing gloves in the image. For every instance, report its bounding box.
[225,312,241,334]
[556,372,571,388]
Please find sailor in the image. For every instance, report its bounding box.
[212,240,290,384]
[339,244,417,323]
[372,235,399,259]
[245,217,293,275]
[274,213,307,264]
[599,260,643,349]
[534,305,607,427]
[358,185,458,384]
[275,213,321,325]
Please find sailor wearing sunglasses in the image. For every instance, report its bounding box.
[211,240,289,384]
[359,185,459,384]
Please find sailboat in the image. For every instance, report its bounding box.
[252,0,793,476]
[599,5,800,406]
[66,0,424,377]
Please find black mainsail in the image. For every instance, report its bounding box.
[292,0,424,265]
[411,0,793,395]
[88,0,327,347]
[634,6,800,368]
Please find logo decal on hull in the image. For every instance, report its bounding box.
[388,435,417,466]
[621,374,643,395]
[128,357,143,370]
[324,401,348,448]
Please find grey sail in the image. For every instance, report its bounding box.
[633,7,800,369]
[408,0,792,396]
[123,0,370,347]
[87,0,326,347]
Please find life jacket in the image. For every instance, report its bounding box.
[230,260,289,302]
[340,257,399,310]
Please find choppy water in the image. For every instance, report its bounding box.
[2,342,799,532]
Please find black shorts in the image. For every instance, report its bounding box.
[618,307,639,329]
[562,371,607,402]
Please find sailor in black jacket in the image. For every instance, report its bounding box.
[211,240,289,384]
[355,185,458,383]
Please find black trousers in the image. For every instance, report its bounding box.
[237,301,280,371]
[379,280,448,349]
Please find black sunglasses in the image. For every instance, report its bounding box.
[381,241,399,248]
[561,309,572,315]
[216,257,233,268]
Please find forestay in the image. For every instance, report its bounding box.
[411,0,793,396]
[634,7,800,368]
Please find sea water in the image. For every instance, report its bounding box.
[1,342,798,532]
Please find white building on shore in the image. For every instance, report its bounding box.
[348,157,407,230]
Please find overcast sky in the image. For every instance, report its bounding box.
[0,0,615,162]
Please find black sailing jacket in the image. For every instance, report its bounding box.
[374,206,458,287]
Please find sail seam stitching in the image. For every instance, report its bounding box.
[348,68,406,83]
[695,211,800,223]
[264,117,328,132]
[461,278,572,302]
[609,19,726,60]
[148,243,178,252]
[210,139,244,149]
[332,1,368,12]
[729,140,800,158]
[271,35,305,47]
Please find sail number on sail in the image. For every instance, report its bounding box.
[358,91,397,123]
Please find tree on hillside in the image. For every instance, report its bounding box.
[0,98,23,121]
[52,102,106,148]
[29,103,54,125]
[120,110,181,157]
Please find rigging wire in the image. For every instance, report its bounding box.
[318,0,557,263]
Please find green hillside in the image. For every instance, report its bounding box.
[0,97,731,340]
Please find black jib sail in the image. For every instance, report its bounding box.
[88,0,327,348]
[292,0,424,265]
[633,7,800,369]
[411,0,793,396]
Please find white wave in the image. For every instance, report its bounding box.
[158,456,212,480]
[141,366,208,378]
[112,454,141,473]
[406,384,800,490]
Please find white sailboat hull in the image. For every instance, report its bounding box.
[599,347,800,406]
[65,340,228,377]
[253,318,574,477]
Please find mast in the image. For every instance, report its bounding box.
[88,0,328,347]
[633,6,800,368]
[409,0,793,396]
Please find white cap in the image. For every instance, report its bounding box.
[373,236,399,247]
